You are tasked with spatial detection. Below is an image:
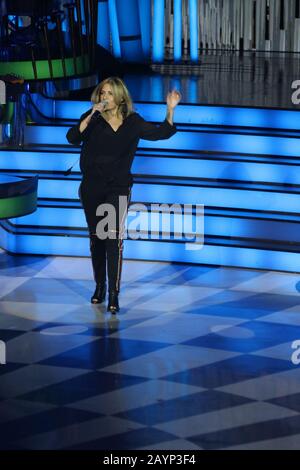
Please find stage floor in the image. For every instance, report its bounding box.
[62,51,300,110]
[1,250,300,450]
[125,52,300,109]
[63,51,300,109]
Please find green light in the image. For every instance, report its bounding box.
[0,54,90,80]
[0,192,37,219]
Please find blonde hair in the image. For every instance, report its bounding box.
[90,76,134,120]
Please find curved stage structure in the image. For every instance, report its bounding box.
[0,174,38,219]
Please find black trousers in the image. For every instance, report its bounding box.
[78,175,132,292]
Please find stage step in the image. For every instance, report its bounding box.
[5,201,300,247]
[0,172,299,214]
[24,123,300,160]
[32,95,300,131]
[2,148,300,187]
[1,218,299,273]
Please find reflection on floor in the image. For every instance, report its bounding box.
[125,52,300,109]
[0,248,300,450]
[66,52,300,110]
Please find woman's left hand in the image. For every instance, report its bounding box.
[167,89,181,109]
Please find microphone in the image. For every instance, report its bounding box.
[91,100,108,120]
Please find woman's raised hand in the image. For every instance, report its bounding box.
[167,89,181,109]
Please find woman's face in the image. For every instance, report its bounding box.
[99,84,117,111]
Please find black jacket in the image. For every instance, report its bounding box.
[66,110,177,186]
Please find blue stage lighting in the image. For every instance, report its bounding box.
[174,0,182,61]
[97,0,110,49]
[1,229,300,273]
[152,0,165,62]
[108,0,121,58]
[115,0,144,62]
[53,102,300,131]
[10,178,299,215]
[24,124,300,164]
[189,0,198,61]
[138,0,151,57]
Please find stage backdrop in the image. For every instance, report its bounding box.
[97,0,300,63]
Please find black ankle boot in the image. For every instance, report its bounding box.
[91,282,107,304]
[107,289,120,313]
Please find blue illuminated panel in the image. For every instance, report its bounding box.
[97,0,110,49]
[115,0,144,62]
[11,206,86,227]
[131,156,300,186]
[174,0,182,61]
[53,101,300,131]
[152,0,165,62]
[24,124,300,159]
[9,205,300,244]
[131,183,300,215]
[14,179,300,214]
[136,104,300,131]
[54,100,90,118]
[3,151,300,187]
[0,151,79,172]
[138,0,151,57]
[108,0,121,58]
[189,0,198,62]
[1,228,300,273]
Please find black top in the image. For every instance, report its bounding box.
[66,110,177,186]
